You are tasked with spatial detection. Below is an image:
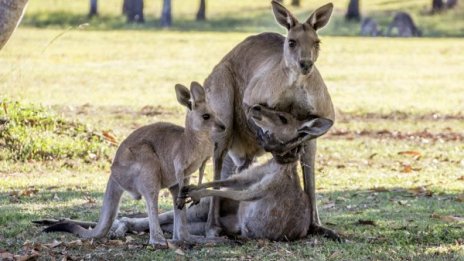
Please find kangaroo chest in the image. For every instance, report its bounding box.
[243,73,316,120]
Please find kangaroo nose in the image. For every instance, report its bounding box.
[215,121,226,132]
[299,60,313,71]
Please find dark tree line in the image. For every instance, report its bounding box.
[87,0,209,27]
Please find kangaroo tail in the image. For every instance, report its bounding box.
[44,178,123,239]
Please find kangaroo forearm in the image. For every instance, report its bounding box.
[195,188,265,202]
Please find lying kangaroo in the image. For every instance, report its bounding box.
[44,82,225,247]
[181,105,333,240]
[40,105,333,241]
[203,1,337,239]
[360,17,382,37]
[387,12,422,37]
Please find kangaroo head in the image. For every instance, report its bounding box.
[249,104,333,143]
[175,82,225,134]
[271,1,333,76]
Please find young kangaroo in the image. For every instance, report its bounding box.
[387,12,422,37]
[180,105,333,240]
[44,82,225,247]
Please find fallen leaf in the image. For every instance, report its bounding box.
[328,251,342,260]
[66,240,82,247]
[401,164,413,173]
[398,150,422,157]
[125,236,135,244]
[408,186,433,197]
[397,200,409,206]
[458,176,464,181]
[431,213,464,223]
[357,219,376,226]
[368,153,378,159]
[52,193,60,201]
[102,130,118,145]
[108,239,124,246]
[20,186,39,197]
[45,240,62,249]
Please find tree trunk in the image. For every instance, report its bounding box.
[345,0,361,21]
[89,0,98,17]
[291,0,300,7]
[446,0,458,8]
[124,0,144,23]
[196,0,206,21]
[432,0,444,12]
[0,0,29,50]
[160,0,172,27]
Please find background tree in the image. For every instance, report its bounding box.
[291,0,300,7]
[0,0,29,50]
[196,0,206,21]
[345,0,361,21]
[123,0,144,23]
[89,0,98,17]
[160,0,172,27]
[432,0,444,12]
[446,0,458,8]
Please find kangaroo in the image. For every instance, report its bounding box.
[387,12,422,37]
[360,17,382,37]
[202,1,337,239]
[43,82,225,247]
[180,105,333,240]
[39,105,333,241]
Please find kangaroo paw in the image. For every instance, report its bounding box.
[308,224,344,242]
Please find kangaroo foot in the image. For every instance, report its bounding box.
[205,226,222,238]
[308,224,343,242]
[149,238,169,250]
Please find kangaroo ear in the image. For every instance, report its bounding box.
[306,3,333,31]
[271,0,299,30]
[190,81,205,107]
[297,117,333,139]
[175,84,192,110]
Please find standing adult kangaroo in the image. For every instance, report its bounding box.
[203,1,338,240]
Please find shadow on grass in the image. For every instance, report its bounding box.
[1,188,462,249]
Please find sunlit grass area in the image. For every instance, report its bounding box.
[0,0,463,259]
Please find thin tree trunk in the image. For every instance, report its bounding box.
[196,0,206,21]
[124,0,144,23]
[160,0,172,27]
[432,0,444,12]
[345,0,361,21]
[291,0,300,7]
[0,0,29,50]
[446,0,458,8]
[89,0,98,17]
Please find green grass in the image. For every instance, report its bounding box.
[0,0,464,260]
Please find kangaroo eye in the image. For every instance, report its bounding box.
[278,115,288,124]
[288,40,296,48]
[202,114,210,120]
